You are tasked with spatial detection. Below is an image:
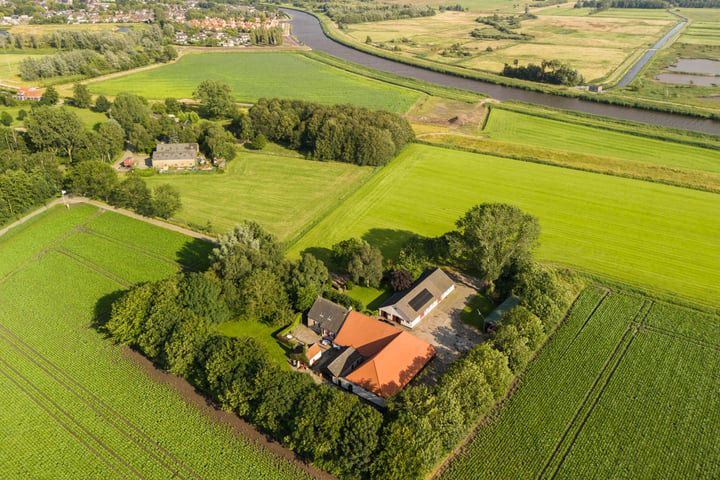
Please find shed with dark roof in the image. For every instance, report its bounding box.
[307,296,350,338]
[379,268,455,328]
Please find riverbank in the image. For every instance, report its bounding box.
[282,7,720,130]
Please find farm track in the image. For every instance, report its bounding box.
[541,300,654,480]
[55,247,133,288]
[0,324,203,480]
[0,353,143,479]
[78,226,185,271]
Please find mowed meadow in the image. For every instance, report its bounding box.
[290,143,720,307]
[144,150,376,242]
[87,51,422,111]
[0,205,311,480]
[441,287,720,479]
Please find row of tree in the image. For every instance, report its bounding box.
[249,25,283,46]
[104,203,574,479]
[232,98,415,166]
[502,59,584,86]
[18,26,177,80]
[319,4,436,24]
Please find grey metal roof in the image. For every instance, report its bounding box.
[485,295,522,326]
[152,143,198,161]
[380,268,454,321]
[307,296,349,335]
[324,346,364,378]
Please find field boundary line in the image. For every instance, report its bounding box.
[0,354,143,479]
[641,324,720,352]
[55,247,133,289]
[544,301,653,480]
[0,325,202,480]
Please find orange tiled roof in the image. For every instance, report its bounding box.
[334,311,435,398]
[307,343,322,359]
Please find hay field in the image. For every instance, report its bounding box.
[290,143,720,307]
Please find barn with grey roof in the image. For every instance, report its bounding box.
[379,268,455,328]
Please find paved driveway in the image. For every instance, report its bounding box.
[406,271,486,379]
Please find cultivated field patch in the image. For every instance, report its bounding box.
[290,143,720,307]
[439,287,720,479]
[0,205,311,480]
[87,51,421,112]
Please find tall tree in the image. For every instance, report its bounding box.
[72,82,92,108]
[452,203,540,291]
[151,184,181,219]
[24,106,86,163]
[193,79,235,119]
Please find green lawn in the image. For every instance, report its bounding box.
[144,150,376,243]
[88,51,422,112]
[345,285,393,310]
[442,287,720,479]
[482,108,720,174]
[290,143,720,307]
[460,293,495,330]
[216,319,290,367]
[0,205,309,479]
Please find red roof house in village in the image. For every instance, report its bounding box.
[15,88,42,101]
[330,310,435,407]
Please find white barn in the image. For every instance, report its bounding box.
[379,268,455,329]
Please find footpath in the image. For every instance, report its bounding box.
[0,195,217,242]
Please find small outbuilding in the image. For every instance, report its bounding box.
[306,343,323,367]
[483,295,521,332]
[379,268,455,329]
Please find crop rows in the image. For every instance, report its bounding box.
[554,330,720,479]
[441,288,645,479]
[0,207,312,480]
[642,301,720,347]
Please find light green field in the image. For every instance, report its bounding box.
[0,205,310,479]
[290,143,720,307]
[442,287,720,479]
[144,150,376,243]
[87,51,422,112]
[483,108,720,174]
[0,105,107,128]
[678,8,720,45]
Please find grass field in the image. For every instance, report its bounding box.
[0,105,108,128]
[342,9,673,82]
[440,287,720,479]
[289,143,720,307]
[87,51,422,112]
[482,108,720,174]
[144,149,376,243]
[0,204,310,479]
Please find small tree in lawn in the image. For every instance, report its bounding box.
[247,133,266,150]
[72,83,92,108]
[0,111,12,126]
[193,79,235,119]
[39,85,59,106]
[151,184,181,219]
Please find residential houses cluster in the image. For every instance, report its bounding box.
[301,268,455,407]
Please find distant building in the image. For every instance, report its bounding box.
[15,88,42,101]
[151,143,198,170]
[379,268,455,329]
[589,85,603,93]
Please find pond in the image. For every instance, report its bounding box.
[668,58,720,75]
[655,73,719,86]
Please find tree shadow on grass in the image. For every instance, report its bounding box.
[92,288,127,335]
[177,238,215,272]
[299,246,334,269]
[362,228,419,260]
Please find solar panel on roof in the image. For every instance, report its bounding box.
[408,289,434,312]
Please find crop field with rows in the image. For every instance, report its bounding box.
[440,287,720,479]
[0,204,311,480]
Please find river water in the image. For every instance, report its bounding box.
[283,8,720,135]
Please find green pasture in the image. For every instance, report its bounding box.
[0,205,309,479]
[87,51,422,112]
[442,287,720,479]
[144,150,376,243]
[482,108,720,174]
[345,285,393,310]
[290,143,720,307]
[539,7,675,19]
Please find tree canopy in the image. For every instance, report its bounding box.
[194,79,236,119]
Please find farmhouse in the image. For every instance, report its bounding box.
[307,296,349,338]
[15,87,42,101]
[379,268,455,328]
[332,311,435,407]
[151,143,199,170]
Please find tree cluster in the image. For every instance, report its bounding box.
[233,98,415,166]
[249,26,283,46]
[18,26,177,80]
[332,237,384,288]
[473,13,535,40]
[320,4,436,24]
[502,59,584,86]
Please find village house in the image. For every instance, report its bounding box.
[330,311,435,407]
[15,88,42,101]
[379,268,455,329]
[307,296,349,338]
[151,143,199,170]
